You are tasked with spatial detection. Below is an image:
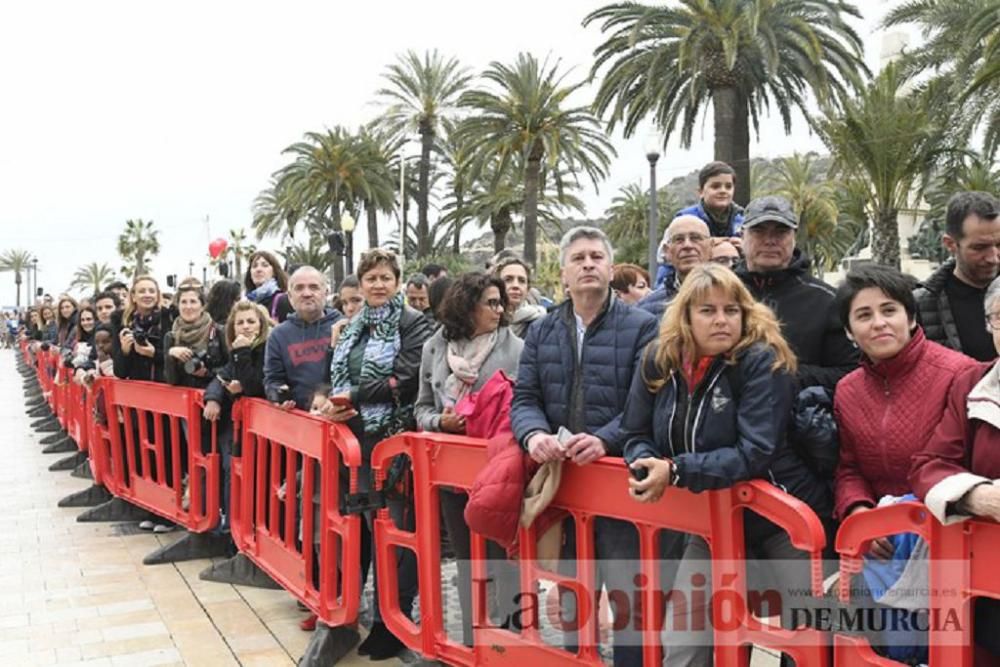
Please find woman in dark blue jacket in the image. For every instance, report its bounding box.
[621,263,824,667]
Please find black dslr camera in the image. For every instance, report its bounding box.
[132,324,158,348]
[183,350,209,375]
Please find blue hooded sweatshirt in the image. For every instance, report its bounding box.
[263,307,342,409]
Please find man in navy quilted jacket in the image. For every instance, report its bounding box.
[511,226,661,665]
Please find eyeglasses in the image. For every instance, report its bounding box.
[986,312,1000,329]
[668,233,709,246]
[480,298,504,311]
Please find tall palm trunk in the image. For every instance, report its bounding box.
[417,119,433,258]
[330,186,345,287]
[712,85,751,207]
[872,208,901,269]
[492,206,512,253]
[15,273,21,308]
[523,139,544,266]
[367,204,379,248]
[452,185,464,255]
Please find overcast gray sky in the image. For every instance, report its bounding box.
[0,0,898,308]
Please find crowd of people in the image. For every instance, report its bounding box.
[14,160,1000,665]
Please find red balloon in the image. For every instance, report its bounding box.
[208,238,228,259]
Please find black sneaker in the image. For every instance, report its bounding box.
[358,622,404,660]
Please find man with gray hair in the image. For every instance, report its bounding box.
[510,226,659,665]
[637,214,715,318]
[263,265,342,409]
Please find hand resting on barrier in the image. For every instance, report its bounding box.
[314,391,358,422]
[847,506,894,560]
[526,432,565,463]
[203,400,221,421]
[960,483,1000,523]
[628,457,673,503]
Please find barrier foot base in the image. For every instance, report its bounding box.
[58,484,112,508]
[297,624,360,667]
[42,439,77,454]
[49,451,87,471]
[199,553,282,589]
[71,461,93,480]
[77,497,151,523]
[25,394,43,405]
[33,420,61,433]
[143,531,234,566]
[27,406,51,418]
[40,431,69,445]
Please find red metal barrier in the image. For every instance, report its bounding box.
[100,379,219,531]
[834,502,1000,666]
[370,432,828,667]
[66,378,90,454]
[229,398,363,627]
[83,379,113,489]
[53,357,72,432]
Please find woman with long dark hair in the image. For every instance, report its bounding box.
[55,296,79,348]
[244,250,292,323]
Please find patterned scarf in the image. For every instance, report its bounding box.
[246,278,279,303]
[330,292,407,434]
[172,311,214,350]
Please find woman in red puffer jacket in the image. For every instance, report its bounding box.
[833,265,978,536]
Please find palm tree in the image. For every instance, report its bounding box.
[603,182,678,266]
[280,236,333,274]
[71,262,116,296]
[226,228,255,278]
[376,50,473,258]
[357,126,403,250]
[911,154,1000,263]
[457,53,615,265]
[882,0,996,156]
[0,249,34,307]
[584,0,867,205]
[436,124,475,255]
[818,63,950,268]
[117,219,160,278]
[252,178,300,241]
[275,128,378,286]
[756,153,851,274]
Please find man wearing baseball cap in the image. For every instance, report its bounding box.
[735,195,857,391]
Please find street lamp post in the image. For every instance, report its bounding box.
[645,135,662,279]
[31,258,38,305]
[341,212,357,275]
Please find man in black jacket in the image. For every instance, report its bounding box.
[914,190,1000,361]
[735,196,857,391]
[511,226,659,666]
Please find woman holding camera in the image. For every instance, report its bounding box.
[621,264,826,666]
[114,276,174,382]
[164,285,228,389]
[317,248,432,660]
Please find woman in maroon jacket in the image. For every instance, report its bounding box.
[833,265,977,556]
[910,274,1000,664]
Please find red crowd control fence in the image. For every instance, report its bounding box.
[66,376,89,454]
[370,432,829,667]
[53,359,72,433]
[99,379,220,532]
[229,398,363,627]
[835,502,1000,667]
[38,347,58,411]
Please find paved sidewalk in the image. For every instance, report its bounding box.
[0,350,399,667]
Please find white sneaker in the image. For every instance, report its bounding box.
[152,523,176,534]
[138,520,154,531]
